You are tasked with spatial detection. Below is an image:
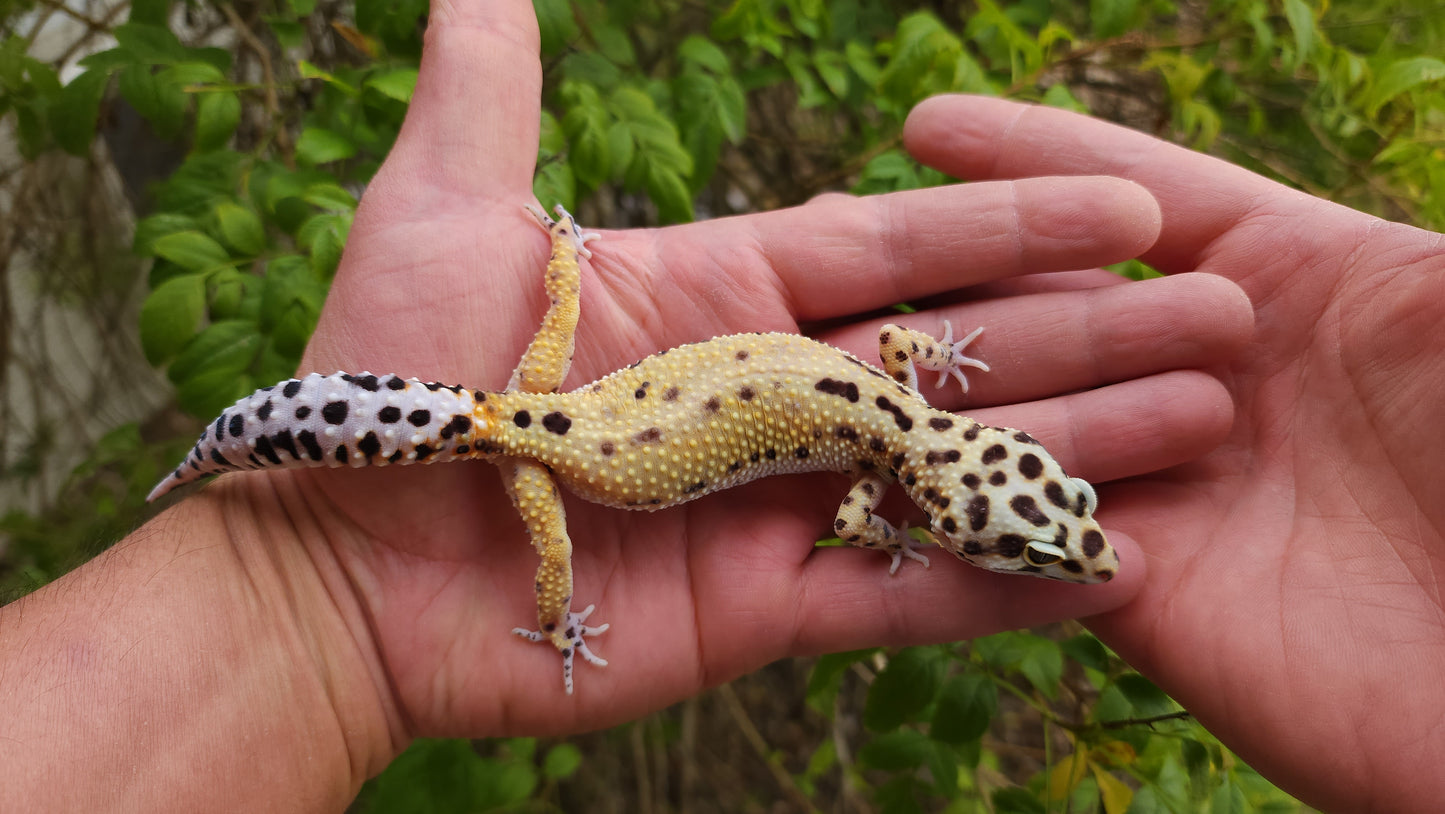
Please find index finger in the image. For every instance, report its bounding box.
[659,176,1162,322]
[902,94,1290,275]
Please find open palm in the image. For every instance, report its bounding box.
[906,95,1445,810]
[269,2,1251,739]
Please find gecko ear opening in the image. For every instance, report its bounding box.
[1024,541,1066,567]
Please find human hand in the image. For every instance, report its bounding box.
[905,94,1445,811]
[274,1,1253,750]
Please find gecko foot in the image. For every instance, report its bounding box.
[513,604,610,694]
[884,524,932,575]
[524,202,602,259]
[935,320,991,392]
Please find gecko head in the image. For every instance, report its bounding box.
[928,443,1118,583]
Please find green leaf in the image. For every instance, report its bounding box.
[51,69,110,155]
[678,34,730,74]
[535,0,579,55]
[134,213,201,256]
[542,743,582,780]
[214,203,266,255]
[929,672,997,745]
[864,646,946,732]
[564,104,611,188]
[1091,0,1137,40]
[118,63,187,138]
[1367,56,1445,116]
[129,0,172,26]
[1282,0,1315,70]
[295,127,357,165]
[858,729,932,771]
[113,22,188,65]
[302,182,358,211]
[1017,635,1063,699]
[195,90,240,151]
[153,230,231,271]
[1115,673,1177,718]
[532,161,575,213]
[645,167,694,224]
[139,274,206,364]
[168,320,262,410]
[1060,633,1111,673]
[366,67,418,102]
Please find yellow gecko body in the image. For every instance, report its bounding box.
[149,206,1116,693]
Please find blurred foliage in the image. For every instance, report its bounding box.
[5,0,1440,808]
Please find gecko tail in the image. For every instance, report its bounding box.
[147,371,488,502]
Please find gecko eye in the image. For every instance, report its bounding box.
[1024,541,1066,567]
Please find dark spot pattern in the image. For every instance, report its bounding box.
[1044,481,1069,510]
[961,473,981,489]
[270,430,300,460]
[253,434,282,466]
[297,430,324,461]
[925,449,962,465]
[765,448,777,460]
[633,427,662,444]
[414,444,436,461]
[513,410,532,428]
[295,406,311,420]
[941,517,957,533]
[795,446,809,458]
[1018,453,1043,479]
[357,431,382,461]
[542,412,572,435]
[836,426,859,441]
[282,380,302,398]
[929,417,954,431]
[209,448,233,467]
[962,540,982,555]
[735,350,749,361]
[814,378,861,403]
[440,415,473,439]
[704,396,721,412]
[981,444,1007,465]
[963,425,981,441]
[869,437,886,453]
[334,444,348,464]
[875,396,914,431]
[407,410,431,427]
[229,413,245,438]
[1010,495,1051,527]
[663,386,679,401]
[996,534,1027,558]
[386,376,407,391]
[966,494,990,531]
[739,386,756,401]
[387,450,404,464]
[378,406,402,424]
[257,400,273,422]
[346,374,381,392]
[1082,530,1106,558]
[1013,431,1040,445]
[600,441,615,456]
[989,471,1007,486]
[322,401,349,426]
[1061,561,1084,574]
[634,382,650,399]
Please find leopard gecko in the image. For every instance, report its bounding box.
[147,205,1118,693]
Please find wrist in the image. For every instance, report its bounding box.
[0,471,403,809]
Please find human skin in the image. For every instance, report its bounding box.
[906,95,1445,812]
[0,3,1261,811]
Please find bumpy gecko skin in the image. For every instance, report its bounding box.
[148,205,1117,693]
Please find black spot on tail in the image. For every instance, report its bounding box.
[322,401,349,425]
[542,412,572,435]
